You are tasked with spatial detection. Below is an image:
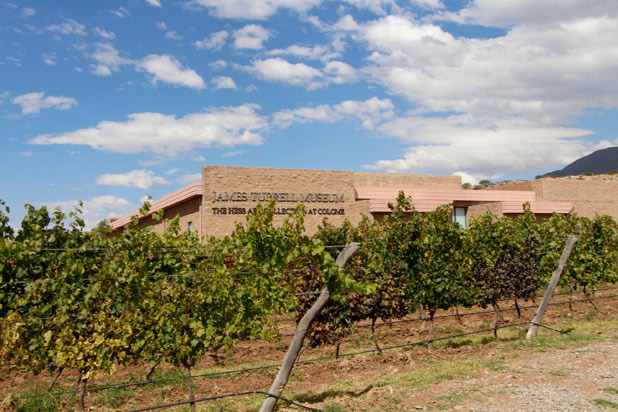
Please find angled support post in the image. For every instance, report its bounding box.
[527,235,578,339]
[260,242,360,412]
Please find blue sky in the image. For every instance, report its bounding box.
[1,0,617,228]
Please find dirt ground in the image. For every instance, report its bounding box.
[1,289,617,411]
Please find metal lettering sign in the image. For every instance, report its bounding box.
[210,191,346,216]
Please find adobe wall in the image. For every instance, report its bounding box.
[494,175,618,221]
[201,166,461,237]
[467,202,503,223]
[141,197,201,237]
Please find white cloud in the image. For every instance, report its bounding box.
[96,169,171,189]
[192,155,206,161]
[266,44,339,62]
[233,24,270,50]
[248,57,322,87]
[22,7,36,16]
[139,54,206,89]
[177,172,202,184]
[210,60,227,69]
[342,0,393,14]
[453,171,477,186]
[145,0,162,7]
[94,27,116,39]
[273,97,394,129]
[410,0,444,10]
[358,14,618,124]
[365,114,603,178]
[5,57,22,66]
[195,30,228,50]
[29,104,267,157]
[187,0,322,19]
[156,21,167,29]
[164,30,183,40]
[44,196,134,230]
[166,168,181,175]
[93,65,112,76]
[323,61,358,83]
[12,92,77,115]
[435,0,618,28]
[42,52,57,66]
[90,43,132,75]
[212,76,238,89]
[111,6,129,17]
[46,18,86,36]
[222,150,244,157]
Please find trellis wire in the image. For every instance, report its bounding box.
[11,290,615,401]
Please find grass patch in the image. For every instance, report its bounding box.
[592,398,618,409]
[601,387,618,395]
[92,385,135,409]
[10,390,62,412]
[549,370,570,376]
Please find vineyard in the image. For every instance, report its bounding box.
[1,195,617,411]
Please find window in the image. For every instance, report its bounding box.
[188,221,194,233]
[453,207,467,229]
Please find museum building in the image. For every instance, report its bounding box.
[108,165,617,240]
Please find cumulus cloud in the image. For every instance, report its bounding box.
[266,44,339,62]
[248,57,322,87]
[212,76,238,89]
[323,61,358,83]
[12,92,77,115]
[435,0,618,28]
[187,0,322,19]
[365,114,604,178]
[195,30,228,50]
[453,172,478,186]
[29,104,267,157]
[139,54,205,89]
[342,0,393,14]
[90,43,132,75]
[22,7,36,16]
[145,0,162,7]
[46,18,86,36]
[96,169,170,189]
[43,195,134,230]
[358,14,618,124]
[94,27,115,39]
[273,97,394,129]
[233,24,270,50]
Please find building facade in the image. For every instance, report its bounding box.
[487,174,618,222]
[110,166,584,239]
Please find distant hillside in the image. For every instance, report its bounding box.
[544,147,618,177]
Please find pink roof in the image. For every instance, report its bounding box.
[109,181,202,229]
[355,187,571,214]
[501,201,572,214]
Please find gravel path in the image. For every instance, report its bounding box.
[438,338,618,411]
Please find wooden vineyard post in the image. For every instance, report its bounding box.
[527,235,578,339]
[259,243,360,412]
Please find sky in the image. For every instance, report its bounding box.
[1,0,617,229]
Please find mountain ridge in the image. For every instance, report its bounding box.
[544,147,618,177]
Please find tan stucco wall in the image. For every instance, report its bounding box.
[201,166,461,236]
[492,175,618,221]
[139,197,201,237]
[467,202,503,224]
